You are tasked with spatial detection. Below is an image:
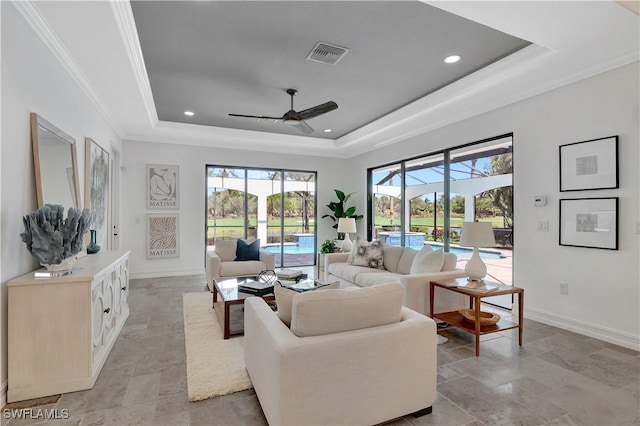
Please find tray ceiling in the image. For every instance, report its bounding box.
[130,1,530,139]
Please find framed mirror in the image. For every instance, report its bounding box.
[30,113,81,208]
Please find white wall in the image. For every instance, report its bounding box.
[349,62,640,350]
[0,3,123,404]
[121,140,354,278]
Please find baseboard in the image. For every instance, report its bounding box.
[526,307,639,351]
[130,268,204,280]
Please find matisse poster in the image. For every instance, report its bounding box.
[146,213,180,258]
[147,164,179,209]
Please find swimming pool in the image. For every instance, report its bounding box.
[263,243,504,259]
[263,244,316,255]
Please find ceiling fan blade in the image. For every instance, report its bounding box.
[293,120,314,134]
[295,101,338,121]
[229,113,282,120]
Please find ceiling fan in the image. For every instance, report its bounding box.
[229,89,338,135]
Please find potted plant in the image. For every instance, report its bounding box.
[320,239,338,254]
[322,189,364,238]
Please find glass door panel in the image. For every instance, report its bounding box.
[372,164,402,246]
[207,167,246,249]
[282,172,316,267]
[405,155,445,249]
[450,137,513,308]
[247,169,282,267]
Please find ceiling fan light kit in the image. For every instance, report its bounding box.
[229,88,338,135]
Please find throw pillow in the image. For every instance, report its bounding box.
[350,239,385,269]
[442,252,458,271]
[346,236,361,263]
[274,281,340,326]
[235,239,260,261]
[382,245,404,273]
[410,247,444,274]
[214,239,237,262]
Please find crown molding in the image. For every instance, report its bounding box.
[110,0,158,128]
[13,1,123,136]
[125,120,341,158]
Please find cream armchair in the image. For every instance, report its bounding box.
[244,283,437,426]
[206,239,275,292]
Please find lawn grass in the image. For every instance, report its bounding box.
[207,215,508,242]
[374,216,506,228]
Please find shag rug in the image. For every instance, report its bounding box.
[183,292,253,402]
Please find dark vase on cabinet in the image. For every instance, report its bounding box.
[87,229,101,254]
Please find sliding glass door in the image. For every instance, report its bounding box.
[368,135,513,306]
[206,166,317,268]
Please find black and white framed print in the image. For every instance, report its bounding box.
[146,164,179,209]
[559,136,618,191]
[559,197,618,250]
[146,213,180,258]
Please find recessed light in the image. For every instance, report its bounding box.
[444,54,461,64]
[184,110,195,116]
[323,129,332,133]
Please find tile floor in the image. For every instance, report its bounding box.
[9,273,639,426]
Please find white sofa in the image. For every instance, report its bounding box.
[206,239,275,291]
[324,244,467,316]
[244,283,437,426]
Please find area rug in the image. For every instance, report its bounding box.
[183,292,253,402]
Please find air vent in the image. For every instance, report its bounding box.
[306,42,349,65]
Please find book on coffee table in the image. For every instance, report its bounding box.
[276,269,303,280]
[238,280,274,297]
[283,280,335,292]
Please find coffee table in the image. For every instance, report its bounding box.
[212,275,325,339]
[429,278,524,356]
[212,276,276,339]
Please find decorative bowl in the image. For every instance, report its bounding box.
[459,309,500,326]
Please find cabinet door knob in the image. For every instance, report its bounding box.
[104,308,111,314]
[121,286,127,291]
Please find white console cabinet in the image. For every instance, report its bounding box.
[7,250,130,402]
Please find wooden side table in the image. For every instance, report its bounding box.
[429,278,524,356]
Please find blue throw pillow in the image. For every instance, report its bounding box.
[236,239,260,261]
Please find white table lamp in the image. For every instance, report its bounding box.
[337,218,357,252]
[459,222,496,282]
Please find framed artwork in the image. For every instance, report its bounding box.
[559,136,618,191]
[84,137,110,251]
[147,164,179,209]
[147,213,180,258]
[559,197,618,250]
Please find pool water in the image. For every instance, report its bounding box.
[263,243,504,259]
[263,245,315,255]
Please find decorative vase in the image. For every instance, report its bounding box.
[87,230,101,254]
[41,255,77,272]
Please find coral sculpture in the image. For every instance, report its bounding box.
[20,204,92,265]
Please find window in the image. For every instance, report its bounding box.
[206,166,317,268]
